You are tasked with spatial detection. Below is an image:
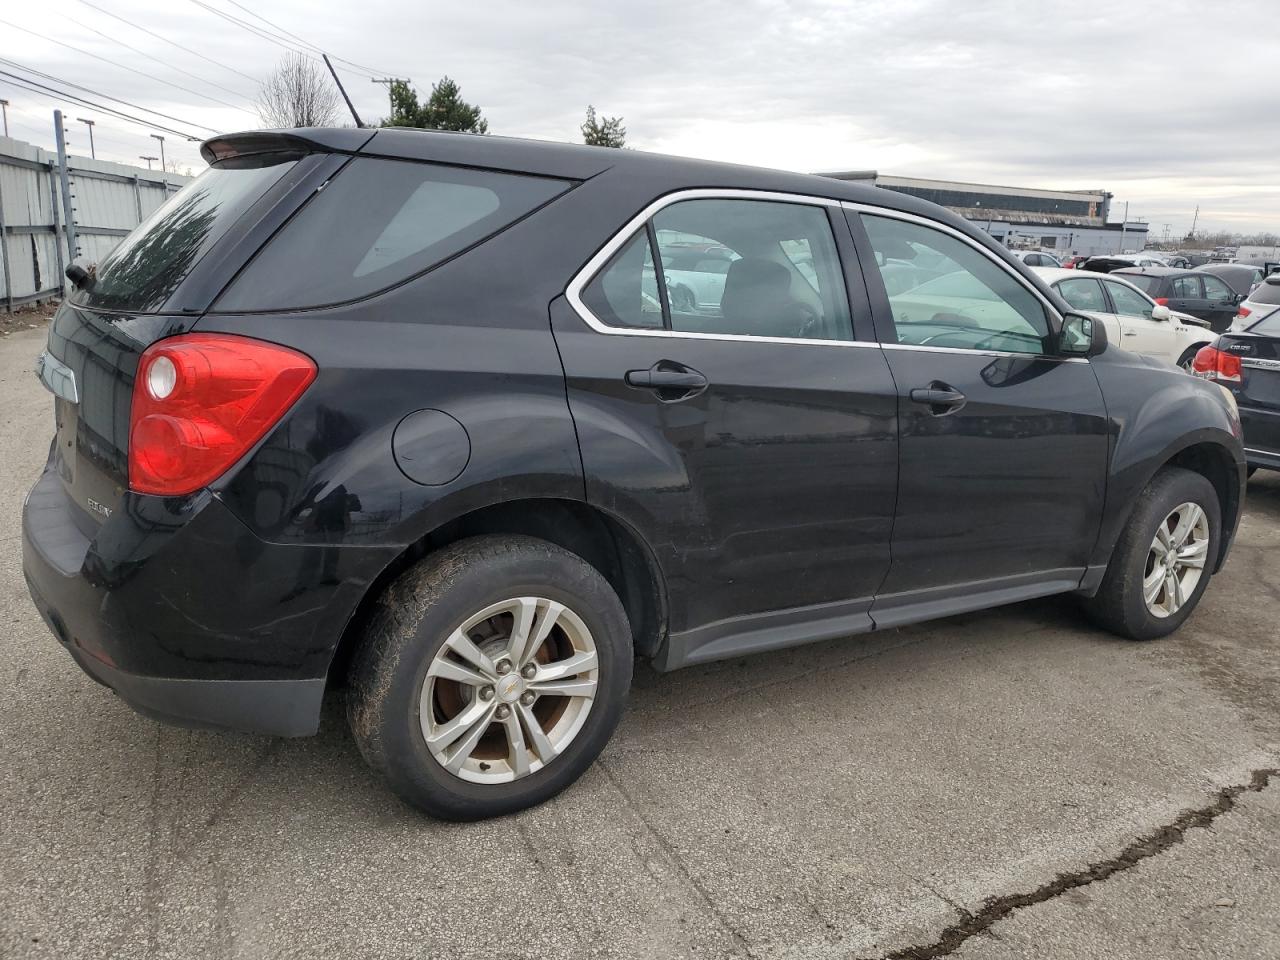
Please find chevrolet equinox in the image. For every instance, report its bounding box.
[23,128,1246,819]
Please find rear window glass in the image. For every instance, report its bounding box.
[1250,279,1280,306]
[1121,273,1158,294]
[217,158,570,311]
[72,154,298,313]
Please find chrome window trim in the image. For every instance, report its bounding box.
[1244,447,1278,456]
[564,188,875,349]
[563,188,1084,362]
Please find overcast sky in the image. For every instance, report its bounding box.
[2,0,1274,237]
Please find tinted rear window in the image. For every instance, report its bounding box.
[216,157,570,311]
[1250,279,1280,306]
[71,155,297,313]
[1121,274,1159,294]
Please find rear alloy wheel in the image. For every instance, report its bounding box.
[1081,466,1220,640]
[422,597,599,783]
[348,536,631,820]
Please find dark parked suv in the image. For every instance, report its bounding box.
[1110,267,1243,332]
[23,128,1246,819]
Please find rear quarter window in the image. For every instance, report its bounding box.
[216,157,571,311]
[1121,274,1158,294]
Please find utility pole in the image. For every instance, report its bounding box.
[0,99,8,138]
[150,134,166,172]
[139,154,158,170]
[76,118,96,159]
[372,77,410,118]
[1118,201,1129,253]
[1189,204,1200,240]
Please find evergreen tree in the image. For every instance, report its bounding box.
[382,77,488,133]
[581,105,626,148]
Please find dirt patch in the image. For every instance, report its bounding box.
[0,299,58,337]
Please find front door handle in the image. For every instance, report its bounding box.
[909,382,966,415]
[625,362,708,401]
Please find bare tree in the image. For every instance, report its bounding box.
[257,52,341,128]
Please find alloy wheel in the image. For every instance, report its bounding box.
[1143,501,1210,618]
[420,597,599,783]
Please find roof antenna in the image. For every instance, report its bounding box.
[323,54,364,128]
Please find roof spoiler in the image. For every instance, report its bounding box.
[200,128,377,165]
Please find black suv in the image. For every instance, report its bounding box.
[1110,267,1243,332]
[23,129,1246,819]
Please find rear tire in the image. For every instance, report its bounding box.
[1080,467,1220,640]
[347,535,632,820]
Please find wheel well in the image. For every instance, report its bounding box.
[327,499,667,687]
[1166,442,1239,568]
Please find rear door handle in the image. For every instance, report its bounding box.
[909,382,966,415]
[625,362,708,401]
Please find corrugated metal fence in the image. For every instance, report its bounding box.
[0,133,193,311]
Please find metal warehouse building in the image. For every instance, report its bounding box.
[818,171,1149,258]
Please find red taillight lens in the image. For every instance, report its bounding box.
[1190,345,1242,384]
[1154,297,1169,306]
[129,333,317,495]
[1237,306,1251,319]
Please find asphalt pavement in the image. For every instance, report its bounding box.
[1,321,1277,959]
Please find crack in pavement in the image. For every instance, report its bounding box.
[866,767,1279,960]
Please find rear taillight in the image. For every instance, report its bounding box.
[1237,306,1251,319]
[1190,345,1242,384]
[1154,297,1169,306]
[129,333,316,496]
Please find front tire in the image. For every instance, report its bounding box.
[347,535,632,820]
[1081,467,1220,640]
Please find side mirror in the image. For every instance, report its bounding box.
[1150,304,1172,321]
[1059,312,1108,358]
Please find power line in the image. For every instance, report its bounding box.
[0,67,209,140]
[0,56,216,133]
[66,14,257,107]
[186,0,327,64]
[220,0,397,78]
[77,0,260,85]
[0,16,252,114]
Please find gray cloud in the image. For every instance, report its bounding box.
[4,0,1274,234]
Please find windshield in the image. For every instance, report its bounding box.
[70,154,298,313]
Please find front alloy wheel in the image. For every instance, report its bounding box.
[423,597,599,783]
[1143,502,1210,618]
[1080,465,1221,640]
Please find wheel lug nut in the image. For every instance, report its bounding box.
[521,664,537,680]
[495,705,511,720]
[495,660,513,676]
[479,686,495,701]
[520,691,536,706]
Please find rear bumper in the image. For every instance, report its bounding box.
[1240,404,1280,470]
[22,460,396,737]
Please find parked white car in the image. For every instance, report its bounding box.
[1231,272,1280,332]
[1034,267,1216,369]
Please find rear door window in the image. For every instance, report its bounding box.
[217,158,570,311]
[1250,279,1280,306]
